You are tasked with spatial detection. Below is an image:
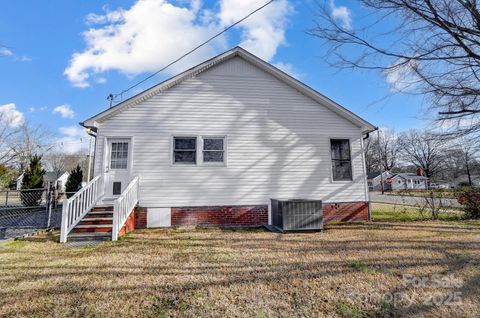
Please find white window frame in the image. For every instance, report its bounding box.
[171,135,227,166]
[329,138,353,182]
[201,136,227,166]
[110,141,129,170]
[171,136,198,165]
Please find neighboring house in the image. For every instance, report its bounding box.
[61,47,376,242]
[16,173,24,190]
[44,171,69,192]
[18,171,70,191]
[367,171,392,191]
[386,173,428,191]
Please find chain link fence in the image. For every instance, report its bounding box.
[0,188,66,240]
[370,190,465,221]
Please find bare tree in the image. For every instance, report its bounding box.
[399,130,446,179]
[378,128,401,171]
[449,136,480,186]
[10,123,51,172]
[43,151,89,178]
[364,134,380,173]
[364,128,401,173]
[309,0,480,137]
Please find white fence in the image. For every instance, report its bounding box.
[112,176,139,241]
[60,175,102,243]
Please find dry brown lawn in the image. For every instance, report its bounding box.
[1,222,480,318]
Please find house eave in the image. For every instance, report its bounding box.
[81,46,376,132]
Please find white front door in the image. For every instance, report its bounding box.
[105,138,131,198]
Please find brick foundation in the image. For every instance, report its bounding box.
[171,205,268,226]
[114,207,147,238]
[135,207,147,228]
[323,201,369,223]
[119,209,136,236]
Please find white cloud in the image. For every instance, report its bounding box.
[385,59,420,92]
[0,46,31,61]
[96,77,107,84]
[329,0,352,30]
[53,104,75,118]
[57,126,90,154]
[219,0,293,61]
[273,61,301,79]
[0,47,13,57]
[0,103,24,128]
[65,0,293,87]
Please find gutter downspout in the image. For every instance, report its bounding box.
[362,127,378,222]
[85,128,97,182]
[375,127,385,195]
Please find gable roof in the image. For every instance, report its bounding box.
[81,47,376,133]
[394,173,428,180]
[367,172,380,180]
[367,171,391,180]
[44,171,69,181]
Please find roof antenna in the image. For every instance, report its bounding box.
[107,94,114,108]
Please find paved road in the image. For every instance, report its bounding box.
[370,192,461,208]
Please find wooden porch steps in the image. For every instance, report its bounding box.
[68,233,112,242]
[67,205,114,241]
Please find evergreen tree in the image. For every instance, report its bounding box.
[65,164,83,196]
[20,155,45,206]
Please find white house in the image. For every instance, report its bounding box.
[367,171,392,191]
[44,171,69,192]
[60,47,376,242]
[16,171,69,191]
[386,173,428,190]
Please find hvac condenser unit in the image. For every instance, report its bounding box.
[270,199,323,232]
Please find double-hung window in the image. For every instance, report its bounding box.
[330,139,352,181]
[172,136,226,165]
[203,137,225,164]
[173,137,197,164]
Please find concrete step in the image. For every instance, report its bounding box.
[68,232,111,242]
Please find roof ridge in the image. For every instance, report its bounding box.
[81,47,375,133]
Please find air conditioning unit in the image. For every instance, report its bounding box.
[270,199,323,232]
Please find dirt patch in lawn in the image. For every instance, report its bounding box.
[1,223,480,317]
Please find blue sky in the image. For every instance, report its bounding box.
[0,0,427,153]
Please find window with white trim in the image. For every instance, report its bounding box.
[173,137,197,164]
[330,139,352,181]
[110,142,128,169]
[203,137,225,163]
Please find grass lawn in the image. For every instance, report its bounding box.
[1,222,480,317]
[371,203,466,222]
[381,190,459,199]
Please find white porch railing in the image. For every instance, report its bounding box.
[112,176,139,241]
[60,175,103,243]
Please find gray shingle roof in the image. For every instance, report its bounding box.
[395,173,428,180]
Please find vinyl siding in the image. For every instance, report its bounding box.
[94,57,368,207]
